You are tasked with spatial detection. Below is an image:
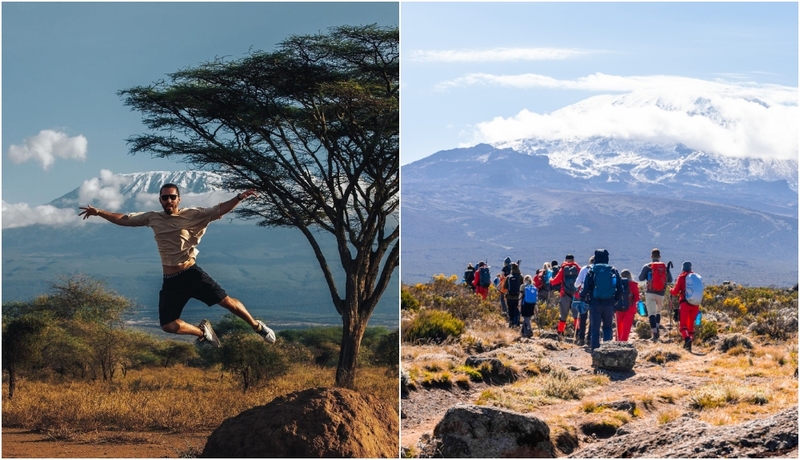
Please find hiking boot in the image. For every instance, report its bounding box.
[576,338,585,347]
[652,329,659,342]
[557,331,564,342]
[255,320,276,344]
[197,319,221,348]
[684,337,692,352]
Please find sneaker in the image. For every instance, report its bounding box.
[255,320,276,344]
[198,319,221,348]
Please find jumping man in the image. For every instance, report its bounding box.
[79,183,276,347]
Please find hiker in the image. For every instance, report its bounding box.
[615,269,640,342]
[573,255,594,346]
[638,248,673,341]
[473,261,490,300]
[464,263,476,292]
[497,270,508,316]
[504,263,523,328]
[79,184,276,347]
[550,254,581,341]
[501,256,512,276]
[581,249,624,350]
[550,259,562,294]
[670,261,702,352]
[520,275,537,337]
[536,262,553,306]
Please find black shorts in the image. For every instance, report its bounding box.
[159,265,227,326]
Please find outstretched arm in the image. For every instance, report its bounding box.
[218,189,257,218]
[79,205,130,225]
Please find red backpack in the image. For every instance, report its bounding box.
[649,262,667,291]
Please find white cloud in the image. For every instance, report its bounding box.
[2,201,78,229]
[7,129,88,170]
[409,47,592,63]
[463,74,798,160]
[78,169,132,211]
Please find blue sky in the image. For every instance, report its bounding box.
[2,2,398,212]
[400,2,798,164]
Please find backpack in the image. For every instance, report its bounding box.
[562,264,579,296]
[498,273,508,294]
[543,269,552,289]
[592,264,616,300]
[684,273,704,306]
[649,262,667,292]
[523,284,538,304]
[506,274,521,298]
[479,267,491,288]
[551,266,561,286]
[614,278,631,311]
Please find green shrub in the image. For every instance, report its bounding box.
[402,309,465,343]
[694,320,719,344]
[401,289,420,311]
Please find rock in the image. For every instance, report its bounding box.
[539,331,559,341]
[464,356,518,383]
[591,342,637,371]
[597,399,637,415]
[429,404,555,458]
[569,407,798,458]
[201,387,398,458]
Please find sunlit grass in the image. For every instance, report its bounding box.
[2,363,397,434]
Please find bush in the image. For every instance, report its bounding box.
[401,289,420,311]
[694,320,719,344]
[748,309,797,340]
[402,310,465,344]
[635,321,652,339]
[717,333,753,353]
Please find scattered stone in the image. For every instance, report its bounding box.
[570,407,798,458]
[717,333,753,353]
[597,399,637,415]
[428,404,555,458]
[464,355,519,383]
[539,331,559,341]
[591,342,638,372]
[201,387,398,458]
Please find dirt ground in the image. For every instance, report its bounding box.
[401,333,794,453]
[2,428,210,458]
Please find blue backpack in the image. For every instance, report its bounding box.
[592,264,616,300]
[523,284,538,304]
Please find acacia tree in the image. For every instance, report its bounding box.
[119,25,398,388]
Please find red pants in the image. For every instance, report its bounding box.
[679,302,699,340]
[475,285,488,300]
[615,307,636,341]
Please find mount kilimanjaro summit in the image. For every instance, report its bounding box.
[401,139,797,287]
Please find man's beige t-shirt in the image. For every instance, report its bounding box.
[124,205,222,266]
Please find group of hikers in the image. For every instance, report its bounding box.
[463,248,704,351]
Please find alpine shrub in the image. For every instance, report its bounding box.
[401,289,420,311]
[402,310,465,344]
[717,333,753,353]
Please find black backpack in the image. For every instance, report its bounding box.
[479,267,491,288]
[506,274,522,298]
[614,278,631,311]
[562,265,579,296]
[464,269,475,285]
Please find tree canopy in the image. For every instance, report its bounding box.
[119,24,398,387]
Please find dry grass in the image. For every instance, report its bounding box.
[2,363,397,434]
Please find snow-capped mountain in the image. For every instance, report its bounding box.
[500,138,797,193]
[48,170,231,212]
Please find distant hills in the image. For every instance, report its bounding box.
[401,143,797,287]
[2,170,398,330]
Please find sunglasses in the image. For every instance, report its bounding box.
[160,194,179,201]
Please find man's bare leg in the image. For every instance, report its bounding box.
[162,319,203,337]
[218,296,259,330]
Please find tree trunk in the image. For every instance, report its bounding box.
[335,309,369,389]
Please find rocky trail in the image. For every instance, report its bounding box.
[401,331,798,458]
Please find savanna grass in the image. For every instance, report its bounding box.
[2,363,397,434]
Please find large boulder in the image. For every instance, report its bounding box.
[201,387,398,458]
[591,341,637,371]
[570,407,797,458]
[429,404,555,458]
